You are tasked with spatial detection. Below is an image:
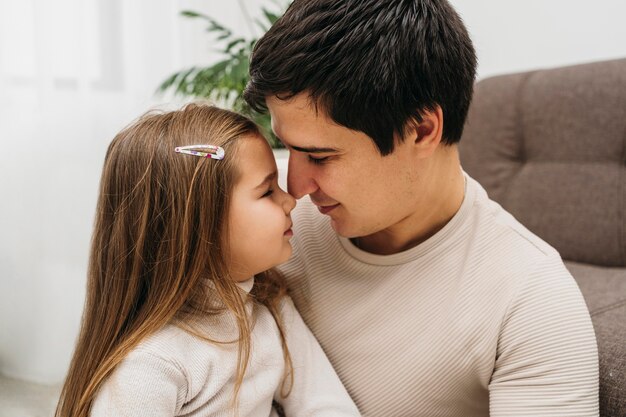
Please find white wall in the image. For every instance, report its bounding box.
[0,0,624,386]
[450,0,626,80]
[0,0,269,385]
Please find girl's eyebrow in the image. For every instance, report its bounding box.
[254,171,277,189]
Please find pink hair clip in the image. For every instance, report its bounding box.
[174,144,225,160]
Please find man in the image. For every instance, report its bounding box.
[244,0,599,415]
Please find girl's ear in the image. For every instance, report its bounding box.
[406,106,444,159]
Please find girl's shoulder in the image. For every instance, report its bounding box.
[114,324,198,386]
[116,322,239,403]
[134,323,196,359]
[133,322,231,368]
[92,325,193,416]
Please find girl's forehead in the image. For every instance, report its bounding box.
[232,136,277,186]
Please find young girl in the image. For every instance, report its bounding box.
[55,103,361,417]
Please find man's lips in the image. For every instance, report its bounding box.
[317,203,340,215]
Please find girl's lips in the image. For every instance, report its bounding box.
[284,221,293,236]
[317,203,340,214]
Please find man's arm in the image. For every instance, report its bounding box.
[489,257,599,416]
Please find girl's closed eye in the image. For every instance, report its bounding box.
[262,188,274,198]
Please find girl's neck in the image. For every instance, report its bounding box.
[235,276,255,293]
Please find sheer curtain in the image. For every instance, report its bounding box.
[0,0,261,385]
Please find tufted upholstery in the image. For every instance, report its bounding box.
[460,58,626,416]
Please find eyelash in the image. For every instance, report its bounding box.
[308,155,329,165]
[262,188,274,198]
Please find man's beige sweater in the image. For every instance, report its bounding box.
[279,175,599,417]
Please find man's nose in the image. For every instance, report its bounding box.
[287,153,318,199]
[282,190,297,214]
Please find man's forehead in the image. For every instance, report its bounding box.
[272,122,344,153]
[267,94,336,130]
[266,93,372,154]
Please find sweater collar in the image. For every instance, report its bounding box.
[235,277,255,294]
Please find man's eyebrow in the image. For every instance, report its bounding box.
[273,134,339,153]
[254,171,277,189]
[289,145,339,154]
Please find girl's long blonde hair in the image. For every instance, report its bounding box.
[55,103,292,417]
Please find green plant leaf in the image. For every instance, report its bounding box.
[156,66,197,94]
[262,8,280,25]
[158,3,291,148]
[225,38,246,53]
[180,10,208,19]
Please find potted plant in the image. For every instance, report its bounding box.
[157,3,288,148]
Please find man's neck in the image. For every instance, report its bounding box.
[353,150,466,256]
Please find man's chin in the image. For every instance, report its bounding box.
[329,217,360,238]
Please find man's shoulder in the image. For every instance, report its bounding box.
[465,177,572,292]
[469,176,560,261]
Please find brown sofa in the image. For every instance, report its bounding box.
[459,58,626,416]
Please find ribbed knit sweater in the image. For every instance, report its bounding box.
[90,278,361,416]
[279,175,599,417]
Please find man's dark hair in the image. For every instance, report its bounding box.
[244,0,477,155]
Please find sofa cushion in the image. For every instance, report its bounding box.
[567,261,626,313]
[459,59,626,267]
[566,262,626,417]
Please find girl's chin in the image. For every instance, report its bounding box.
[278,246,293,264]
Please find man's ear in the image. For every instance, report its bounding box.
[405,106,444,158]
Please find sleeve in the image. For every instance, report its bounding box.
[274,297,362,417]
[90,350,187,417]
[489,256,599,416]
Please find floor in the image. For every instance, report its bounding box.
[0,375,60,417]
